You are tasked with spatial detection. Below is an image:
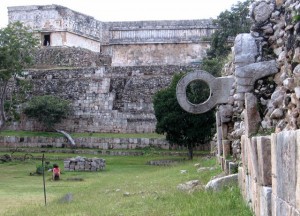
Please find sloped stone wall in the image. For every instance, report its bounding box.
[213,0,300,215]
[6,64,200,133]
[33,47,111,68]
[239,131,300,216]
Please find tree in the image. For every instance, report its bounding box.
[0,22,38,130]
[24,95,75,146]
[206,0,254,58]
[153,73,215,160]
[24,95,76,145]
[23,95,71,130]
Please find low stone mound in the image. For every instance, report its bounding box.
[205,174,238,191]
[64,156,105,171]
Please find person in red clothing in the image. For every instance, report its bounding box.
[52,164,61,181]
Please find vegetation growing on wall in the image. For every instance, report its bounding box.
[23,95,71,130]
[202,0,254,75]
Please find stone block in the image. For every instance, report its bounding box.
[241,135,248,169]
[224,160,230,174]
[234,34,257,67]
[238,167,246,198]
[245,174,253,205]
[205,174,238,191]
[272,195,300,216]
[272,131,297,206]
[222,124,228,139]
[260,187,272,216]
[256,136,272,186]
[251,177,261,216]
[296,130,300,211]
[244,93,261,137]
[249,137,259,181]
[222,140,231,158]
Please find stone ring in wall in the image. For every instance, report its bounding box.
[176,70,234,114]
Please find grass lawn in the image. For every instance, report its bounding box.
[0,153,252,216]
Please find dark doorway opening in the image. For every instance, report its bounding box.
[43,34,50,46]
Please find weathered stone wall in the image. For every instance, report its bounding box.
[0,136,169,149]
[7,5,102,39]
[64,156,106,171]
[239,131,300,216]
[8,5,102,52]
[102,43,209,66]
[6,64,200,133]
[33,47,111,68]
[212,0,300,215]
[102,20,215,44]
[8,5,215,65]
[102,20,215,66]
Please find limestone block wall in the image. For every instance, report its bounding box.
[239,131,300,216]
[6,64,200,133]
[0,136,169,150]
[8,5,102,40]
[103,20,215,44]
[33,47,111,68]
[49,32,100,52]
[102,43,209,66]
[212,0,300,215]
[64,156,106,171]
[102,20,215,66]
[8,5,215,65]
[8,5,102,52]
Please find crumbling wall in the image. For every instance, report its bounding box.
[214,0,300,215]
[33,47,111,68]
[6,64,200,133]
[64,156,106,172]
[8,5,102,52]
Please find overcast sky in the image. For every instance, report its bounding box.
[0,0,245,28]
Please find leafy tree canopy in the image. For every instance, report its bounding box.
[0,22,38,130]
[0,21,38,80]
[24,95,71,130]
[153,73,215,159]
[206,0,254,58]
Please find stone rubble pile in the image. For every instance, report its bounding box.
[64,156,106,171]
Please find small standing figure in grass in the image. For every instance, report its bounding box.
[52,164,61,181]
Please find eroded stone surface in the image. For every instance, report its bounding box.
[205,174,238,191]
[176,71,234,114]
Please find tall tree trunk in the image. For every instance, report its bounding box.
[0,80,8,131]
[187,143,193,160]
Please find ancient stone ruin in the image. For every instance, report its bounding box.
[176,0,300,215]
[64,156,105,172]
[5,4,217,134]
[4,0,300,215]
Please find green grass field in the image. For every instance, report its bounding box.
[0,152,252,216]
